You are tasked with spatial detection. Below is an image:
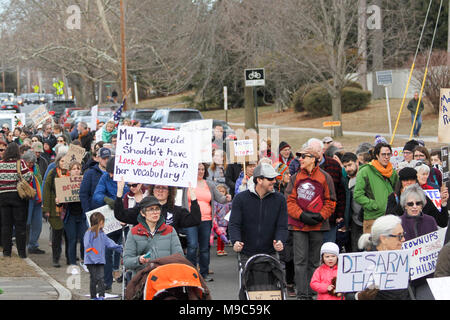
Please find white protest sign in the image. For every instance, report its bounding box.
[390,147,404,170]
[427,277,450,300]
[336,250,410,293]
[180,119,212,163]
[234,140,254,157]
[90,105,98,131]
[424,189,441,211]
[402,228,447,280]
[0,113,26,130]
[114,126,198,188]
[85,205,122,235]
[29,105,52,126]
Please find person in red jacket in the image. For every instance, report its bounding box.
[310,242,344,300]
[285,145,336,300]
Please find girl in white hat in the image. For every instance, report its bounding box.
[310,242,344,300]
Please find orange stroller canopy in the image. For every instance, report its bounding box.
[143,263,204,300]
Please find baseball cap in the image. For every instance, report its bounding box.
[98,147,112,159]
[253,163,280,179]
[323,136,333,144]
[32,142,44,153]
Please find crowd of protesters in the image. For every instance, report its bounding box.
[0,115,449,301]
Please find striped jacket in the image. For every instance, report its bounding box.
[0,159,33,193]
[285,165,336,232]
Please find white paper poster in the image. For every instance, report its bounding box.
[85,205,122,235]
[180,119,212,163]
[114,126,198,188]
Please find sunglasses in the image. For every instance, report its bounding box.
[406,201,423,207]
[128,184,139,188]
[0,149,5,152]
[387,232,406,241]
[264,177,276,181]
[297,153,314,159]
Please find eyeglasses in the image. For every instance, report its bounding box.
[154,186,169,191]
[297,153,314,159]
[387,232,406,241]
[380,153,392,158]
[406,201,423,207]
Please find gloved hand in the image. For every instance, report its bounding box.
[104,196,115,209]
[300,211,321,225]
[300,211,323,226]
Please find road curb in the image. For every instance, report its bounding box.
[13,247,72,300]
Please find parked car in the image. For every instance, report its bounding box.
[59,107,83,124]
[147,108,203,130]
[124,108,156,127]
[212,119,236,138]
[0,101,20,113]
[48,99,76,121]
[0,93,14,103]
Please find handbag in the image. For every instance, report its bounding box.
[16,160,36,200]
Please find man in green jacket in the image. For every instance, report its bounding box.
[407,92,425,137]
[353,143,398,234]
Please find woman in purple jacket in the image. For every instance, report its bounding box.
[399,183,437,300]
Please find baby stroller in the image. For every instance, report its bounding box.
[143,263,206,300]
[238,253,286,300]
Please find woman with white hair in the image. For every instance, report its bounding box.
[415,163,433,190]
[355,215,412,300]
[399,184,437,300]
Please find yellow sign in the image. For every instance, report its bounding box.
[33,85,39,93]
[323,121,342,127]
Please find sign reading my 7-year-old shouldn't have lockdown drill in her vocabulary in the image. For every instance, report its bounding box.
[114,126,198,188]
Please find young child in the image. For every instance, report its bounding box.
[83,212,123,300]
[310,242,344,300]
[102,120,117,143]
[211,184,232,256]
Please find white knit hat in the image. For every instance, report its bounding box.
[320,242,339,257]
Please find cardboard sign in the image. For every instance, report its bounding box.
[438,88,450,143]
[180,119,212,163]
[29,105,52,126]
[61,144,86,169]
[85,205,123,235]
[114,126,198,188]
[424,189,442,212]
[54,175,82,203]
[336,250,410,293]
[402,228,447,280]
[227,139,258,164]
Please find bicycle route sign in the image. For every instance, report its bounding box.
[245,68,265,87]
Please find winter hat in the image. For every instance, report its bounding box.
[356,142,373,155]
[398,167,418,181]
[403,140,420,152]
[278,141,291,152]
[320,242,339,257]
[374,135,388,146]
[274,162,288,181]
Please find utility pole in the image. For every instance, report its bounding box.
[16,65,20,96]
[358,0,368,90]
[120,0,128,110]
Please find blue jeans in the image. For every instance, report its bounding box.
[64,213,88,265]
[27,199,43,250]
[185,220,212,278]
[104,228,124,289]
[411,113,422,136]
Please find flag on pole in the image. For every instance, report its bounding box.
[113,101,124,124]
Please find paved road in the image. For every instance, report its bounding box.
[28,220,243,300]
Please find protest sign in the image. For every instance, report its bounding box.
[441,146,449,183]
[85,205,122,235]
[402,228,447,280]
[439,88,450,143]
[427,277,450,300]
[390,147,404,169]
[61,144,86,169]
[90,105,98,131]
[54,175,82,203]
[180,119,212,163]
[424,189,441,211]
[0,113,26,130]
[227,139,258,164]
[114,126,198,188]
[336,250,410,293]
[29,105,52,126]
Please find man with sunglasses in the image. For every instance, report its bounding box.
[229,163,288,265]
[285,146,337,300]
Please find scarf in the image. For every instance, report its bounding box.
[371,160,393,179]
[30,165,43,203]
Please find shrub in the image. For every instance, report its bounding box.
[303,86,371,117]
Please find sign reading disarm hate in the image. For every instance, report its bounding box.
[114,126,198,188]
[336,250,410,293]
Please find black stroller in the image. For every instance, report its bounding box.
[238,253,286,300]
